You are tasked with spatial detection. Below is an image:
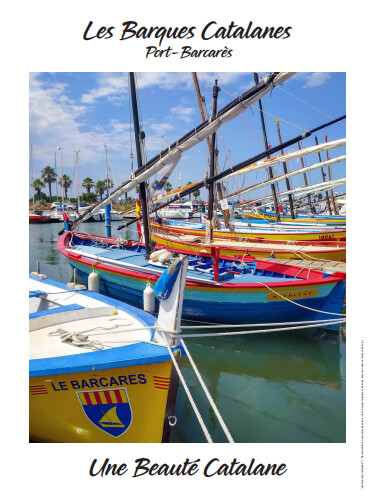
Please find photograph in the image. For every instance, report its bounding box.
[29,71,346,444]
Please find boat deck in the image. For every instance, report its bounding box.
[267,258,346,274]
[182,235,344,253]
[69,243,299,283]
[29,277,161,360]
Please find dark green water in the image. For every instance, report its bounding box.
[29,222,346,443]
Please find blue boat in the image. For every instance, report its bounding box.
[58,231,345,330]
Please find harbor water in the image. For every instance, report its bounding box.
[29,221,346,443]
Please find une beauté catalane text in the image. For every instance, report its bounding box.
[89,457,288,478]
[83,20,292,59]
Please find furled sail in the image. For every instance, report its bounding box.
[224,138,346,180]
[72,72,296,228]
[225,154,346,200]
[243,178,346,206]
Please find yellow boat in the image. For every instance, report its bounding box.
[151,220,346,243]
[29,257,189,443]
[244,210,346,226]
[152,232,346,262]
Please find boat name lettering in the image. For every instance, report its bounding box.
[266,288,319,301]
[51,374,146,392]
[318,234,334,240]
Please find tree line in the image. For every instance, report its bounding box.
[31,166,201,203]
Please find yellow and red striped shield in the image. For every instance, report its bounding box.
[77,388,132,437]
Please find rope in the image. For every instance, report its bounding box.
[176,319,345,338]
[256,281,346,316]
[291,249,345,263]
[179,318,345,329]
[277,85,338,121]
[49,329,104,350]
[180,338,235,443]
[160,332,213,443]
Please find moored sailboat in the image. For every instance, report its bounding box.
[151,228,346,262]
[152,218,346,242]
[57,230,345,329]
[29,255,189,443]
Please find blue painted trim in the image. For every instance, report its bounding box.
[30,342,184,377]
[29,290,47,298]
[29,303,84,320]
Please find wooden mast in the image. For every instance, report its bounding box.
[275,118,295,219]
[206,79,220,244]
[129,72,152,255]
[254,73,280,222]
[325,135,338,215]
[314,135,332,214]
[192,73,232,230]
[297,141,314,212]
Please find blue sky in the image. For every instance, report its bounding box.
[29,72,346,202]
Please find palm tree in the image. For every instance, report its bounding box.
[105,178,114,195]
[95,180,107,200]
[32,178,45,201]
[186,181,193,201]
[164,181,172,193]
[193,189,200,201]
[82,177,94,193]
[41,165,57,202]
[59,174,73,199]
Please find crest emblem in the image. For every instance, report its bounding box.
[77,388,132,437]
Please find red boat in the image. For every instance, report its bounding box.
[29,210,51,224]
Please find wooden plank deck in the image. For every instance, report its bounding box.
[268,258,346,273]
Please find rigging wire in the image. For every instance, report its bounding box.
[128,73,134,175]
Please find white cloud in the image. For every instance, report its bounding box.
[81,73,127,104]
[29,73,131,169]
[303,72,331,88]
[80,72,194,105]
[170,105,195,123]
[294,72,332,88]
[136,72,192,90]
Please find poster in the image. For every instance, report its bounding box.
[4,0,372,497]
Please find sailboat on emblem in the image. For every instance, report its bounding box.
[99,406,125,428]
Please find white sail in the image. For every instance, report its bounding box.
[225,154,346,200]
[76,72,296,224]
